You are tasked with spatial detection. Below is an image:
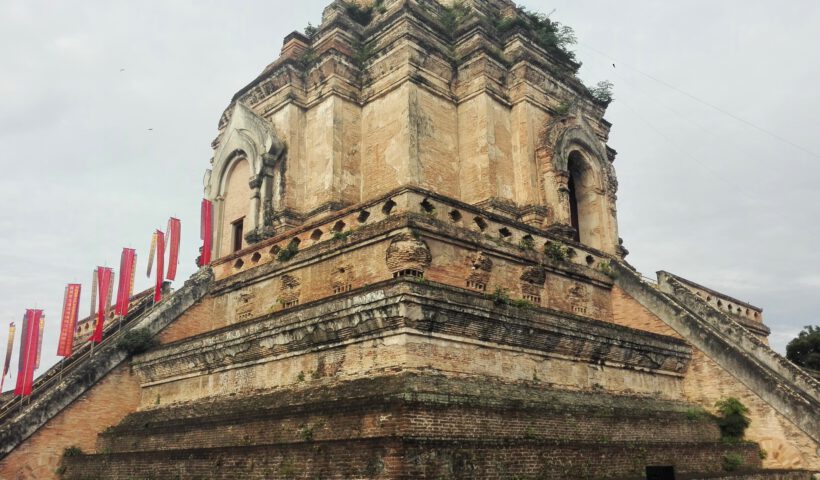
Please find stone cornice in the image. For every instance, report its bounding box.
[133,279,691,388]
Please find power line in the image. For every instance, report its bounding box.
[613,96,760,205]
[578,42,820,160]
[607,69,765,165]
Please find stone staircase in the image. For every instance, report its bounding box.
[613,262,820,445]
[0,268,213,460]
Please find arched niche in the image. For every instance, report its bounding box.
[203,102,286,260]
[218,155,252,257]
[550,124,619,254]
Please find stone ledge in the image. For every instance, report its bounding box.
[132,279,691,387]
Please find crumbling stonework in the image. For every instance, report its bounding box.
[1,0,817,478]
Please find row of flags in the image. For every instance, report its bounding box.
[0,208,205,397]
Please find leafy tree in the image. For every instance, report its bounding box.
[786,325,820,370]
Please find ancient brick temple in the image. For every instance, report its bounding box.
[1,0,818,478]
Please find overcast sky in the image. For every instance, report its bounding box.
[1,0,818,391]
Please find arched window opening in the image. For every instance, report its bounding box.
[566,151,602,248]
[567,173,580,242]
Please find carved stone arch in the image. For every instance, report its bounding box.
[204,102,287,260]
[548,123,620,255]
[552,124,612,192]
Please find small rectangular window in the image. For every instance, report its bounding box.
[232,218,244,253]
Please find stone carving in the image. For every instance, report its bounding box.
[205,102,287,252]
[278,274,301,307]
[331,263,353,294]
[465,251,492,290]
[235,290,256,321]
[520,266,546,285]
[385,233,432,274]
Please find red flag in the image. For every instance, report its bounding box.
[34,315,45,370]
[15,314,26,393]
[166,218,181,280]
[57,284,82,357]
[200,199,213,266]
[1,322,15,391]
[154,230,165,303]
[129,253,137,297]
[15,309,42,396]
[91,268,113,344]
[116,249,136,316]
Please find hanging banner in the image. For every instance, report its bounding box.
[57,284,82,357]
[129,253,137,298]
[107,271,115,314]
[91,268,112,344]
[154,230,165,303]
[116,248,136,316]
[15,309,42,396]
[166,217,181,281]
[200,199,213,266]
[89,268,98,318]
[1,322,15,392]
[146,232,157,278]
[15,313,26,393]
[34,315,45,370]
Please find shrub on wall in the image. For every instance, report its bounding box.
[715,397,751,441]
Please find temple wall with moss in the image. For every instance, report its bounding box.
[0,1,817,479]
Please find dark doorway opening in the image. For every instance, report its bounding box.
[567,174,580,241]
[646,466,675,480]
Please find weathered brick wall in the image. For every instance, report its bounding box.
[157,296,217,344]
[61,438,763,480]
[62,374,766,479]
[0,363,140,480]
[683,349,820,470]
[610,284,682,338]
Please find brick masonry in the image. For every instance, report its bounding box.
[0,363,140,480]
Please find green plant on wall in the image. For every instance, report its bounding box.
[491,287,511,306]
[494,7,577,68]
[544,242,568,262]
[518,237,535,250]
[588,80,614,104]
[439,1,472,35]
[722,452,744,472]
[715,397,751,441]
[63,446,83,457]
[597,261,617,279]
[277,242,299,262]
